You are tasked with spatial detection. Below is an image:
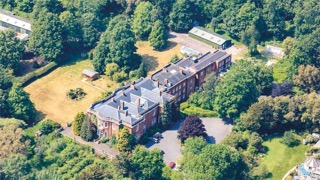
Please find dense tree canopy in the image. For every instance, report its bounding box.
[8,83,36,122]
[132,2,154,39]
[29,10,63,62]
[72,112,85,136]
[169,0,195,32]
[294,65,320,93]
[80,118,94,141]
[179,144,245,180]
[130,145,165,180]
[0,30,25,71]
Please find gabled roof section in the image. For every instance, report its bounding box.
[82,69,98,77]
[0,8,31,31]
[91,78,174,126]
[189,27,230,45]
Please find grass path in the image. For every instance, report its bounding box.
[257,137,307,180]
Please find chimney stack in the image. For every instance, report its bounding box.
[164,78,169,84]
[121,102,125,110]
[121,91,126,96]
[118,105,121,110]
[163,68,168,72]
[179,68,184,75]
[136,98,140,106]
[125,110,128,116]
[130,84,136,90]
[111,97,115,102]
[159,91,162,97]
[154,80,159,87]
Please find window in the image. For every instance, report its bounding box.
[183,88,185,92]
[200,71,204,76]
[173,89,175,93]
[190,79,193,83]
[179,85,181,89]
[152,118,156,125]
[190,86,193,90]
[143,125,146,133]
[104,122,108,128]
[136,134,140,140]
[183,82,186,86]
[183,94,186,99]
[153,109,156,116]
[112,123,116,130]
[175,87,178,91]
[136,124,139,131]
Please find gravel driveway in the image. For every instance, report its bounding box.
[146,118,233,164]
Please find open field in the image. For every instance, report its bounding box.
[255,137,307,180]
[136,40,182,74]
[24,58,118,127]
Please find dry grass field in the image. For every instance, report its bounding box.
[136,40,182,74]
[24,59,118,127]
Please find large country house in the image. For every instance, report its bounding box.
[87,50,231,139]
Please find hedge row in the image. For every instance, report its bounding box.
[18,62,58,86]
[180,102,218,117]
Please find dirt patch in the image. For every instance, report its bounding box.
[136,40,182,74]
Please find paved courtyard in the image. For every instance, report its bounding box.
[146,118,233,164]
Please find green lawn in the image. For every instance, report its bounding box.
[273,59,291,83]
[256,137,307,180]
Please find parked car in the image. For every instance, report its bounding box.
[150,137,159,143]
[168,162,176,169]
[153,132,163,139]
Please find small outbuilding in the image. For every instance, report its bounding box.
[189,27,231,50]
[82,68,99,81]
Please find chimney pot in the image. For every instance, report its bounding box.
[179,69,184,75]
[164,78,169,84]
[136,98,141,106]
[121,91,126,96]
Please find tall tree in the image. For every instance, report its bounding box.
[29,11,63,62]
[168,0,195,32]
[80,13,101,48]
[263,0,285,39]
[72,112,85,136]
[132,2,154,39]
[59,11,82,49]
[181,136,208,155]
[107,19,138,69]
[0,30,25,70]
[294,65,320,93]
[80,118,94,141]
[294,0,320,37]
[92,32,109,74]
[177,115,207,143]
[8,83,36,122]
[160,101,172,128]
[149,20,167,50]
[214,61,262,119]
[131,145,165,180]
[179,144,245,180]
[117,128,135,152]
[153,0,174,24]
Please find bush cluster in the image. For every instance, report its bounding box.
[180,102,218,117]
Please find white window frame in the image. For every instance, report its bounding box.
[153,109,156,116]
[104,122,108,128]
[183,82,186,87]
[136,124,139,131]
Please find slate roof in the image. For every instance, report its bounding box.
[151,63,193,89]
[0,8,31,31]
[151,50,230,89]
[91,78,173,126]
[176,51,229,71]
[189,27,230,46]
[82,69,98,78]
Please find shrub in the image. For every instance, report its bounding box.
[19,62,58,86]
[51,139,67,153]
[100,137,109,143]
[67,88,86,100]
[110,135,117,146]
[80,118,95,142]
[180,102,218,117]
[112,71,128,82]
[281,131,300,147]
[39,119,61,135]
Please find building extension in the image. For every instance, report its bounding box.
[189,27,231,50]
[87,50,232,140]
[0,9,31,40]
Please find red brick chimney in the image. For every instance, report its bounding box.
[154,80,159,87]
[136,98,140,106]
[164,78,169,84]
[130,84,136,90]
[163,68,168,72]
[159,91,162,97]
[125,110,128,116]
[121,91,126,96]
[179,68,184,75]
